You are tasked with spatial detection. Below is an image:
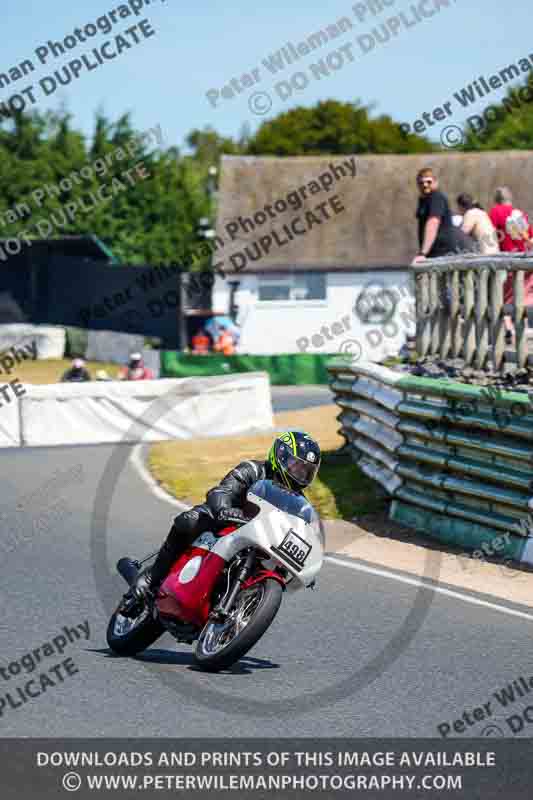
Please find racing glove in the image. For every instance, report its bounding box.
[216,507,250,526]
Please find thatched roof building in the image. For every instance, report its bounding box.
[215,152,533,273]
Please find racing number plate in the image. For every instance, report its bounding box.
[274,529,312,571]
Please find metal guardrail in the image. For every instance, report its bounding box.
[412,253,533,371]
[327,358,533,567]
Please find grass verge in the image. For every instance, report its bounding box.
[148,404,386,520]
[14,359,121,385]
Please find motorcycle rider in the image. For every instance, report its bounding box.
[132,430,321,605]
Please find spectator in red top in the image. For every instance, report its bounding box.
[489,187,533,343]
[118,352,154,381]
[489,187,533,253]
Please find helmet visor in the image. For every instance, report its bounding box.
[285,453,319,486]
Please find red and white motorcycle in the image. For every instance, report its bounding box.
[107,480,324,671]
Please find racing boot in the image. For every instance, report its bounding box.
[132,569,157,603]
[131,529,186,605]
[120,568,157,618]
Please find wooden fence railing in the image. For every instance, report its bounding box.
[412,253,533,371]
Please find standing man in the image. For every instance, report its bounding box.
[412,168,463,265]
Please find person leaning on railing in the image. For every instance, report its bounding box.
[411,167,474,266]
[411,168,475,316]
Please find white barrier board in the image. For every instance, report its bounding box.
[0,397,20,448]
[17,373,273,447]
[0,324,66,359]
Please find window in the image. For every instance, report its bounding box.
[258,273,326,302]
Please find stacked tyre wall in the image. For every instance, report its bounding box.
[327,359,533,567]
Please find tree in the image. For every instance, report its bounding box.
[186,127,244,164]
[0,109,211,265]
[462,73,533,150]
[246,99,434,155]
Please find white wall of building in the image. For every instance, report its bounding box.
[213,270,415,359]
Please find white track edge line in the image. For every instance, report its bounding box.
[130,444,189,511]
[325,555,533,622]
[128,450,533,622]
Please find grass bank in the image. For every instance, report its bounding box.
[14,359,121,384]
[148,404,385,520]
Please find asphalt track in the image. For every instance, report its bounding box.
[2,387,533,738]
[270,385,334,412]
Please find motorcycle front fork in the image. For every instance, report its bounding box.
[210,550,256,621]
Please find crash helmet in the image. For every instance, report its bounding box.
[267,430,321,492]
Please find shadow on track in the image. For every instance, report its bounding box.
[88,647,280,675]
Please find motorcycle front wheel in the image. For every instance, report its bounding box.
[194,578,283,671]
[107,599,164,656]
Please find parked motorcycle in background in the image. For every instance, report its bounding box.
[107,480,325,671]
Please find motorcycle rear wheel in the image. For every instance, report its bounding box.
[107,600,164,656]
[194,578,282,671]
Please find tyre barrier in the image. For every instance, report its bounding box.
[327,358,533,568]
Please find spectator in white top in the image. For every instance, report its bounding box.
[457,194,500,255]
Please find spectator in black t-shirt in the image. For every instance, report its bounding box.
[412,168,466,264]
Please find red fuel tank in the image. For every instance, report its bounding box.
[156,547,227,627]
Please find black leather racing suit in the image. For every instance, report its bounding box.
[149,459,273,588]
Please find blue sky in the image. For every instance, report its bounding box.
[2,0,531,152]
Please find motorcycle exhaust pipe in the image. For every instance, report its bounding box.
[117,557,141,587]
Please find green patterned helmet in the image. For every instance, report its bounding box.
[267,430,321,492]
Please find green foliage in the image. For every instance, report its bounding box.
[463,73,533,150]
[186,126,245,163]
[3,78,530,271]
[0,109,210,265]
[246,99,435,156]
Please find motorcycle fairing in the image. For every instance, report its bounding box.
[157,545,227,627]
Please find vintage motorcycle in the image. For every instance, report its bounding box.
[106,479,324,671]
